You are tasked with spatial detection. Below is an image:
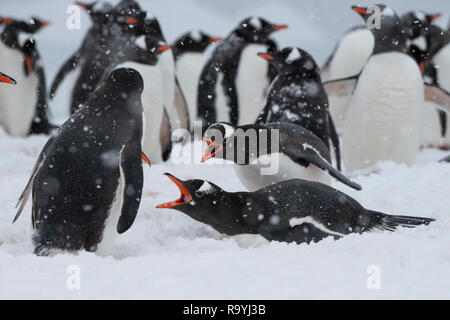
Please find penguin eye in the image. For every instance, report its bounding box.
[195,191,204,198]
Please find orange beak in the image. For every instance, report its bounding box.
[25,56,33,73]
[430,14,441,22]
[352,6,368,15]
[40,21,50,27]
[0,72,16,85]
[157,45,171,52]
[126,17,139,25]
[156,173,192,209]
[0,17,13,24]
[201,138,223,163]
[75,1,88,9]
[141,152,151,167]
[419,61,425,75]
[208,37,222,43]
[272,24,288,31]
[257,52,275,61]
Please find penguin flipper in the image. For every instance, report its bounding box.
[13,137,54,223]
[117,138,144,234]
[30,66,54,135]
[327,112,341,171]
[424,84,450,114]
[295,146,362,191]
[323,75,359,98]
[174,77,190,131]
[439,155,450,163]
[197,61,219,131]
[160,108,172,162]
[49,51,80,99]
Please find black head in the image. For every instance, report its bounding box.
[21,38,38,75]
[257,47,320,78]
[113,0,146,29]
[106,67,143,95]
[26,16,51,33]
[352,4,407,54]
[0,71,16,85]
[233,16,287,43]
[76,1,113,25]
[201,122,236,162]
[172,30,221,56]
[400,11,441,39]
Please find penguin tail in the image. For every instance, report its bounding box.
[369,211,434,232]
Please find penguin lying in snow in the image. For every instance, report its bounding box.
[440,154,450,163]
[156,174,433,244]
[13,68,150,256]
[197,16,287,131]
[256,47,341,170]
[0,71,16,85]
[0,17,54,136]
[201,122,361,192]
[172,30,221,131]
[323,5,450,172]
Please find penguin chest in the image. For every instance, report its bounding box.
[433,43,450,92]
[0,42,38,136]
[176,53,205,129]
[343,53,424,171]
[116,62,164,163]
[234,153,331,192]
[236,44,270,125]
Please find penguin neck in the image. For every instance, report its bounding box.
[1,27,20,48]
[371,27,408,55]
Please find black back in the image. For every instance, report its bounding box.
[172,30,215,60]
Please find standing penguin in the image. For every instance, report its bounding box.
[115,15,174,163]
[256,47,341,170]
[0,18,53,136]
[197,17,287,130]
[201,122,361,192]
[13,68,149,256]
[326,5,450,172]
[156,174,432,244]
[172,30,221,131]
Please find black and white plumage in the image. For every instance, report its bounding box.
[201,122,360,191]
[255,47,341,170]
[197,16,287,131]
[156,174,433,244]
[13,68,148,256]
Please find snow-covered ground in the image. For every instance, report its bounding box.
[1,0,450,299]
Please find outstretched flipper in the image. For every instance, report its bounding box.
[49,51,81,99]
[424,84,450,114]
[323,74,359,98]
[116,134,144,234]
[327,111,341,171]
[367,210,434,232]
[13,137,55,223]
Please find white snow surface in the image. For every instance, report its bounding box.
[1,0,450,300]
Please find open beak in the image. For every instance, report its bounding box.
[208,37,222,43]
[272,24,288,31]
[157,45,171,52]
[201,138,223,162]
[0,72,16,85]
[352,6,368,15]
[141,152,151,167]
[156,173,192,208]
[257,52,275,61]
[126,17,139,25]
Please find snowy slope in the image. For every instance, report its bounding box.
[0,0,450,299]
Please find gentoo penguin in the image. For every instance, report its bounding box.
[115,15,173,163]
[255,47,341,170]
[0,71,16,84]
[0,19,53,136]
[440,154,450,162]
[13,68,149,256]
[172,30,221,131]
[49,1,114,108]
[201,122,361,192]
[326,5,450,172]
[156,174,433,244]
[197,17,287,130]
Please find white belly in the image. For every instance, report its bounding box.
[234,153,331,192]
[433,44,450,147]
[0,42,38,136]
[342,53,424,172]
[236,44,270,125]
[117,62,164,163]
[176,53,205,130]
[327,29,374,130]
[420,101,443,148]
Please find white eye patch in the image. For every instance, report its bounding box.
[285,48,301,63]
[249,17,262,30]
[198,181,214,194]
[189,30,202,42]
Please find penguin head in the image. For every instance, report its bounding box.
[75,1,114,25]
[27,17,50,33]
[0,72,16,85]
[113,0,146,29]
[257,47,320,77]
[352,4,407,54]
[107,67,143,95]
[201,122,236,162]
[173,30,221,55]
[401,11,441,39]
[234,16,287,43]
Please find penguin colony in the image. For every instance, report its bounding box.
[1,1,449,256]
